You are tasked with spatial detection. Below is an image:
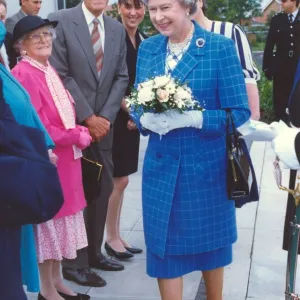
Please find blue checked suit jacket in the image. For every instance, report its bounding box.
[132,22,250,259]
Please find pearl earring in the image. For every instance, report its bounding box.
[20,50,27,56]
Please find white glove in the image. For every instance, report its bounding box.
[140,110,203,136]
[238,119,278,141]
[271,126,300,170]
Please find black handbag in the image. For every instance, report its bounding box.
[226,110,250,201]
[0,98,64,227]
[81,148,103,205]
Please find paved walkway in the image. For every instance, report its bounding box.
[27,137,300,300]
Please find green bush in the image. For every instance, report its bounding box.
[258,71,275,124]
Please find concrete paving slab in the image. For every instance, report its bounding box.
[223,259,251,300]
[120,206,142,231]
[123,190,142,211]
[236,202,258,230]
[88,260,200,299]
[234,228,254,261]
[132,216,144,231]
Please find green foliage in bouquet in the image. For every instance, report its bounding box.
[258,71,275,124]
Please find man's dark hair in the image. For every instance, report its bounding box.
[19,0,22,6]
[296,0,300,7]
[202,0,208,16]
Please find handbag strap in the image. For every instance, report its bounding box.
[226,109,241,156]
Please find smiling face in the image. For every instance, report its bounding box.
[84,0,109,16]
[22,26,53,64]
[118,0,145,31]
[148,0,190,41]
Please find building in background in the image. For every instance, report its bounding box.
[253,0,281,24]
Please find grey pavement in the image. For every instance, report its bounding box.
[26,137,300,300]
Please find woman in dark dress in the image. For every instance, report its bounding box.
[105,0,147,258]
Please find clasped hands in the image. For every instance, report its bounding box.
[85,114,110,142]
[140,110,203,136]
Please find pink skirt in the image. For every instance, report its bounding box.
[34,210,88,263]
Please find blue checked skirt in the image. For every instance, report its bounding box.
[147,245,232,279]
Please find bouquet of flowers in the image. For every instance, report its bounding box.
[125,75,202,113]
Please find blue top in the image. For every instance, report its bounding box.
[0,64,54,292]
[132,23,250,258]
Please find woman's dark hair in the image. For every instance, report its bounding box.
[118,0,144,8]
[202,0,208,16]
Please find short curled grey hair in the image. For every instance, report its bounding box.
[14,26,56,54]
[142,0,197,15]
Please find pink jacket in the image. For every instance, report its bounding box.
[12,61,90,219]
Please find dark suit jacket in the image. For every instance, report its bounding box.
[263,11,300,80]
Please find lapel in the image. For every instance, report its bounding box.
[294,9,300,23]
[72,5,98,81]
[98,16,115,86]
[148,22,207,83]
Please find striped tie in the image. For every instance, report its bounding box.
[91,18,103,76]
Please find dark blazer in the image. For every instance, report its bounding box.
[263,11,300,80]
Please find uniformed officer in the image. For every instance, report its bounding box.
[263,0,300,123]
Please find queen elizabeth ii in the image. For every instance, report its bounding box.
[130,0,250,298]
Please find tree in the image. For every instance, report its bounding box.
[206,0,262,25]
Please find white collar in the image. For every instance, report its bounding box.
[290,9,298,20]
[82,2,104,30]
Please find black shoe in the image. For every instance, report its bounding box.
[62,267,106,287]
[58,291,90,300]
[38,293,46,300]
[125,245,143,254]
[105,242,134,259]
[89,255,125,271]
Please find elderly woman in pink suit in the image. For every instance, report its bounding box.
[12,16,91,300]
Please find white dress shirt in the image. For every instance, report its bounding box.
[289,9,298,22]
[82,2,105,52]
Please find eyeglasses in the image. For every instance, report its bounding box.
[27,29,55,44]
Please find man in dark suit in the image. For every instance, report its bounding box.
[263,0,300,123]
[48,0,128,287]
[5,0,42,34]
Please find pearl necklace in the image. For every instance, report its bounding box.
[168,24,195,55]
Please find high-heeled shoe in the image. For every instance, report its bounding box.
[105,242,134,259]
[125,245,143,254]
[58,291,90,299]
[37,293,46,300]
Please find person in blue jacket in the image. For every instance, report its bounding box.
[0,20,54,299]
[129,0,250,298]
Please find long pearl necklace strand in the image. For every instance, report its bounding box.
[165,24,194,73]
[167,24,195,56]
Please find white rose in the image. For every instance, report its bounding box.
[174,87,192,102]
[140,80,154,90]
[165,82,177,94]
[153,75,171,88]
[156,88,169,103]
[137,87,154,104]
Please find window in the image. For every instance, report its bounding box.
[57,0,81,9]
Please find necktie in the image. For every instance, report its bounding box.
[91,18,103,76]
[289,14,294,23]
